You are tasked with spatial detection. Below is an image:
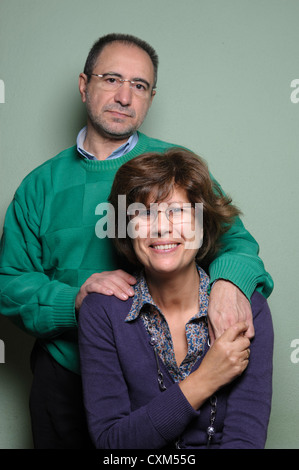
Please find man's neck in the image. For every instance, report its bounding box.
[83,125,131,161]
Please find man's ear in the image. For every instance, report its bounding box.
[78,73,88,103]
[150,89,156,104]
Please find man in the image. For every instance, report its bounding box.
[0,33,273,449]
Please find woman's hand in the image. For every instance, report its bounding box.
[199,321,250,388]
[179,322,250,410]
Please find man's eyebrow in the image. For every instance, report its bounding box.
[102,72,150,88]
[132,78,151,88]
[102,72,122,78]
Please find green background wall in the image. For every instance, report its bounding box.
[0,0,298,449]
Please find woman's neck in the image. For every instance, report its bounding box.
[145,262,200,318]
[145,262,200,367]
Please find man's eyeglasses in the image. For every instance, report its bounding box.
[87,73,154,97]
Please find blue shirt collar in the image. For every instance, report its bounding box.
[125,265,210,323]
[76,126,138,160]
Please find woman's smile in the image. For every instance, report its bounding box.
[149,242,181,253]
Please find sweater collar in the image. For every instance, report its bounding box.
[125,265,210,323]
[76,126,138,161]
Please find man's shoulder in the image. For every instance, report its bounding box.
[22,145,77,179]
[138,132,187,153]
[14,145,78,195]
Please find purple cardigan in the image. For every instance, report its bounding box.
[78,291,273,449]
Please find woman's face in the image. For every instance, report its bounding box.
[130,186,202,277]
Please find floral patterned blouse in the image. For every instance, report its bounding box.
[125,265,210,382]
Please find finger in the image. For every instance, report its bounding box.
[113,270,137,285]
[87,280,133,300]
[244,321,255,339]
[209,319,226,341]
[241,348,250,363]
[104,278,135,296]
[233,332,251,352]
[106,271,136,296]
[222,321,249,342]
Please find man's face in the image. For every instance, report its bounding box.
[79,42,156,141]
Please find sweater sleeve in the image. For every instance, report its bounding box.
[0,195,79,337]
[78,296,200,449]
[219,292,274,448]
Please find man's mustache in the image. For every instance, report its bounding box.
[103,104,136,118]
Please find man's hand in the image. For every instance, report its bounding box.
[75,269,136,311]
[208,280,254,344]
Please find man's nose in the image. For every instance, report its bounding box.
[114,82,133,106]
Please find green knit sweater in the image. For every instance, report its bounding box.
[0,132,273,373]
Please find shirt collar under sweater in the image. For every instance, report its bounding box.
[125,265,210,382]
[76,126,138,160]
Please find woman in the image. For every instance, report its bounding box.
[78,148,273,449]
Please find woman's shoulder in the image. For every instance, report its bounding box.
[251,291,271,318]
[80,292,134,322]
[250,291,273,341]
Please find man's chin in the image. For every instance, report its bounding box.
[97,124,136,141]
